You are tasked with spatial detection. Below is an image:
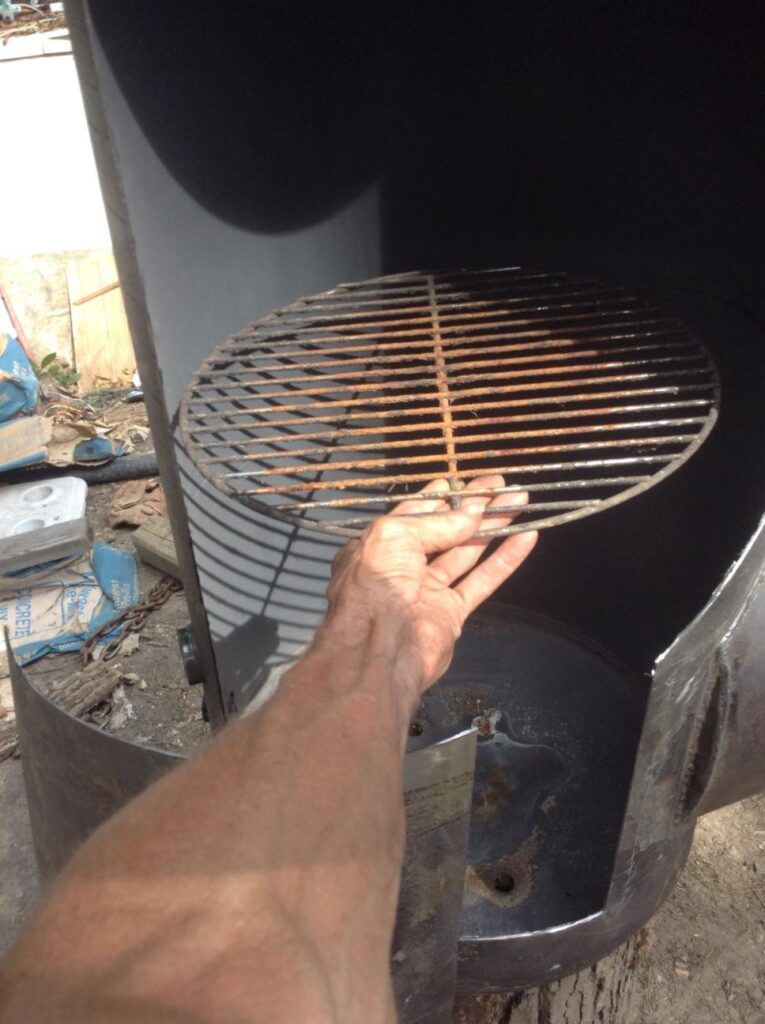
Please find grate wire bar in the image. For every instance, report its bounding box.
[180,268,719,538]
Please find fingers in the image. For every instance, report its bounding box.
[429,485,529,586]
[330,480,463,584]
[477,483,528,535]
[339,477,528,585]
[428,476,505,587]
[330,538,359,578]
[455,529,538,616]
[367,504,483,560]
[389,478,451,517]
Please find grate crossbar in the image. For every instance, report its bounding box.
[180,268,719,538]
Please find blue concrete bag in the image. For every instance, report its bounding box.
[0,542,140,664]
[0,334,39,422]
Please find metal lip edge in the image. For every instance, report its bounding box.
[459,908,603,946]
[6,631,186,763]
[420,725,477,751]
[9,635,478,770]
[458,828,693,947]
[403,727,478,790]
[654,508,765,672]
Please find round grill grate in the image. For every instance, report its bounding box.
[180,267,719,537]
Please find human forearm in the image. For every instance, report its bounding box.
[0,635,410,1024]
[1,476,537,1024]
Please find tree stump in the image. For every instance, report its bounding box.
[452,934,641,1024]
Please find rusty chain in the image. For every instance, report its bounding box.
[80,575,182,666]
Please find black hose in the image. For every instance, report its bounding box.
[2,452,159,486]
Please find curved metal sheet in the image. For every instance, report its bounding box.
[7,640,182,882]
[609,514,765,912]
[689,518,765,815]
[393,729,477,1024]
[9,636,475,1021]
[456,828,693,994]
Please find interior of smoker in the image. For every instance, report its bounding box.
[83,2,765,932]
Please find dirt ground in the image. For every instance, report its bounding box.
[20,477,210,754]
[8,394,211,754]
[634,794,765,1024]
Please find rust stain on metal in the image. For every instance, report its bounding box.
[186,353,702,408]
[185,383,707,430]
[471,764,517,822]
[184,368,708,421]
[223,432,697,480]
[464,829,541,909]
[240,453,676,496]
[471,708,504,737]
[441,688,497,718]
[179,267,719,539]
[201,417,705,468]
[195,398,710,452]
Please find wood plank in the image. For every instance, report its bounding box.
[0,415,52,472]
[0,252,80,368]
[40,661,124,717]
[66,250,136,390]
[72,279,120,306]
[0,660,127,763]
[0,719,17,763]
[131,515,181,580]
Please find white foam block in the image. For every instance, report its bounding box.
[0,477,88,575]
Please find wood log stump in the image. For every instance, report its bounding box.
[452,934,641,1024]
[0,661,128,763]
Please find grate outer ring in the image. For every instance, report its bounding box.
[179,267,720,538]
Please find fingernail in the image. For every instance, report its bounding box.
[462,500,485,514]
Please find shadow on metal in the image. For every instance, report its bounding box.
[8,518,765,1008]
[7,635,182,884]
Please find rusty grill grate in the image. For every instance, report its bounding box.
[180,268,719,537]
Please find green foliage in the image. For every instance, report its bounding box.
[33,352,81,390]
[82,386,127,409]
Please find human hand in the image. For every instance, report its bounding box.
[315,475,537,711]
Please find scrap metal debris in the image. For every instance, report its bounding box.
[90,682,135,732]
[80,575,182,666]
